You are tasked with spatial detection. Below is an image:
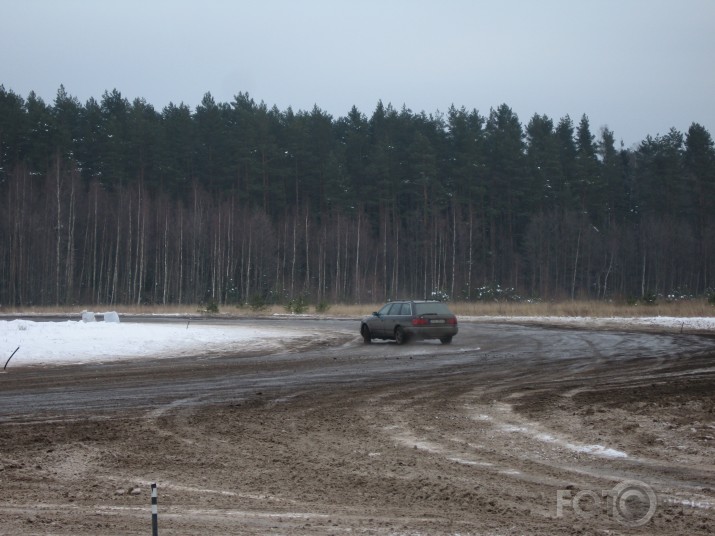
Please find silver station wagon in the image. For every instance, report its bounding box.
[360,300,458,345]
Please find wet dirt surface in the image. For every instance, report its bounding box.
[1,318,714,535]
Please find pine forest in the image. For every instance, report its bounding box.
[1,85,714,307]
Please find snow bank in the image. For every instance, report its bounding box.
[0,320,305,367]
[103,311,120,323]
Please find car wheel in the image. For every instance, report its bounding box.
[440,335,453,344]
[395,326,407,345]
[361,324,372,344]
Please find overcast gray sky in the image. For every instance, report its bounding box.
[2,0,714,147]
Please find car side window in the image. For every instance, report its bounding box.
[400,303,412,315]
[386,303,402,315]
[376,304,390,315]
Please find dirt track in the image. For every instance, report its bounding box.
[1,319,714,535]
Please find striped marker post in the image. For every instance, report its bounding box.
[151,483,158,535]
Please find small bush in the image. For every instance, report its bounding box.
[641,291,658,305]
[248,294,268,312]
[468,283,523,302]
[665,288,695,302]
[707,289,715,306]
[201,300,219,314]
[284,296,308,314]
[430,289,450,302]
[315,300,331,313]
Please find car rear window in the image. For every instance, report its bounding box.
[414,302,453,315]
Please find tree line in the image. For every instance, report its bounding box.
[1,85,714,307]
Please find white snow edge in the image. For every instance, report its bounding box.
[461,315,715,331]
[1,319,307,366]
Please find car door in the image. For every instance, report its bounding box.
[371,303,393,337]
[375,302,398,337]
[392,302,412,337]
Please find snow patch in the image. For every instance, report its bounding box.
[569,444,628,458]
[461,315,715,332]
[536,429,628,457]
[0,319,305,366]
[448,457,493,467]
[499,423,628,458]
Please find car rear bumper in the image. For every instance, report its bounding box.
[404,326,458,340]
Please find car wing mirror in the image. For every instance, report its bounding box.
[372,312,380,317]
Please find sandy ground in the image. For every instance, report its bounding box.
[0,319,714,535]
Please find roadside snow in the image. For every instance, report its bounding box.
[2,314,712,368]
[462,315,715,332]
[0,319,305,367]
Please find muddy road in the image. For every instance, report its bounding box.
[1,318,714,534]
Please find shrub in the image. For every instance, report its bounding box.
[665,288,695,302]
[430,289,450,302]
[470,283,522,302]
[315,300,331,313]
[640,291,658,305]
[203,300,219,314]
[248,294,268,312]
[284,296,308,314]
[707,289,715,306]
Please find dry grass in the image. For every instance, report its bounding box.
[326,300,715,318]
[450,300,715,318]
[2,300,712,318]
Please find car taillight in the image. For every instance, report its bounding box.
[412,317,429,326]
[447,316,458,325]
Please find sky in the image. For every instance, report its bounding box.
[2,0,714,148]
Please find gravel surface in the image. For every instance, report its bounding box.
[1,319,714,534]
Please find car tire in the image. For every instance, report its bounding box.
[361,324,372,344]
[395,326,407,345]
[440,335,453,344]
